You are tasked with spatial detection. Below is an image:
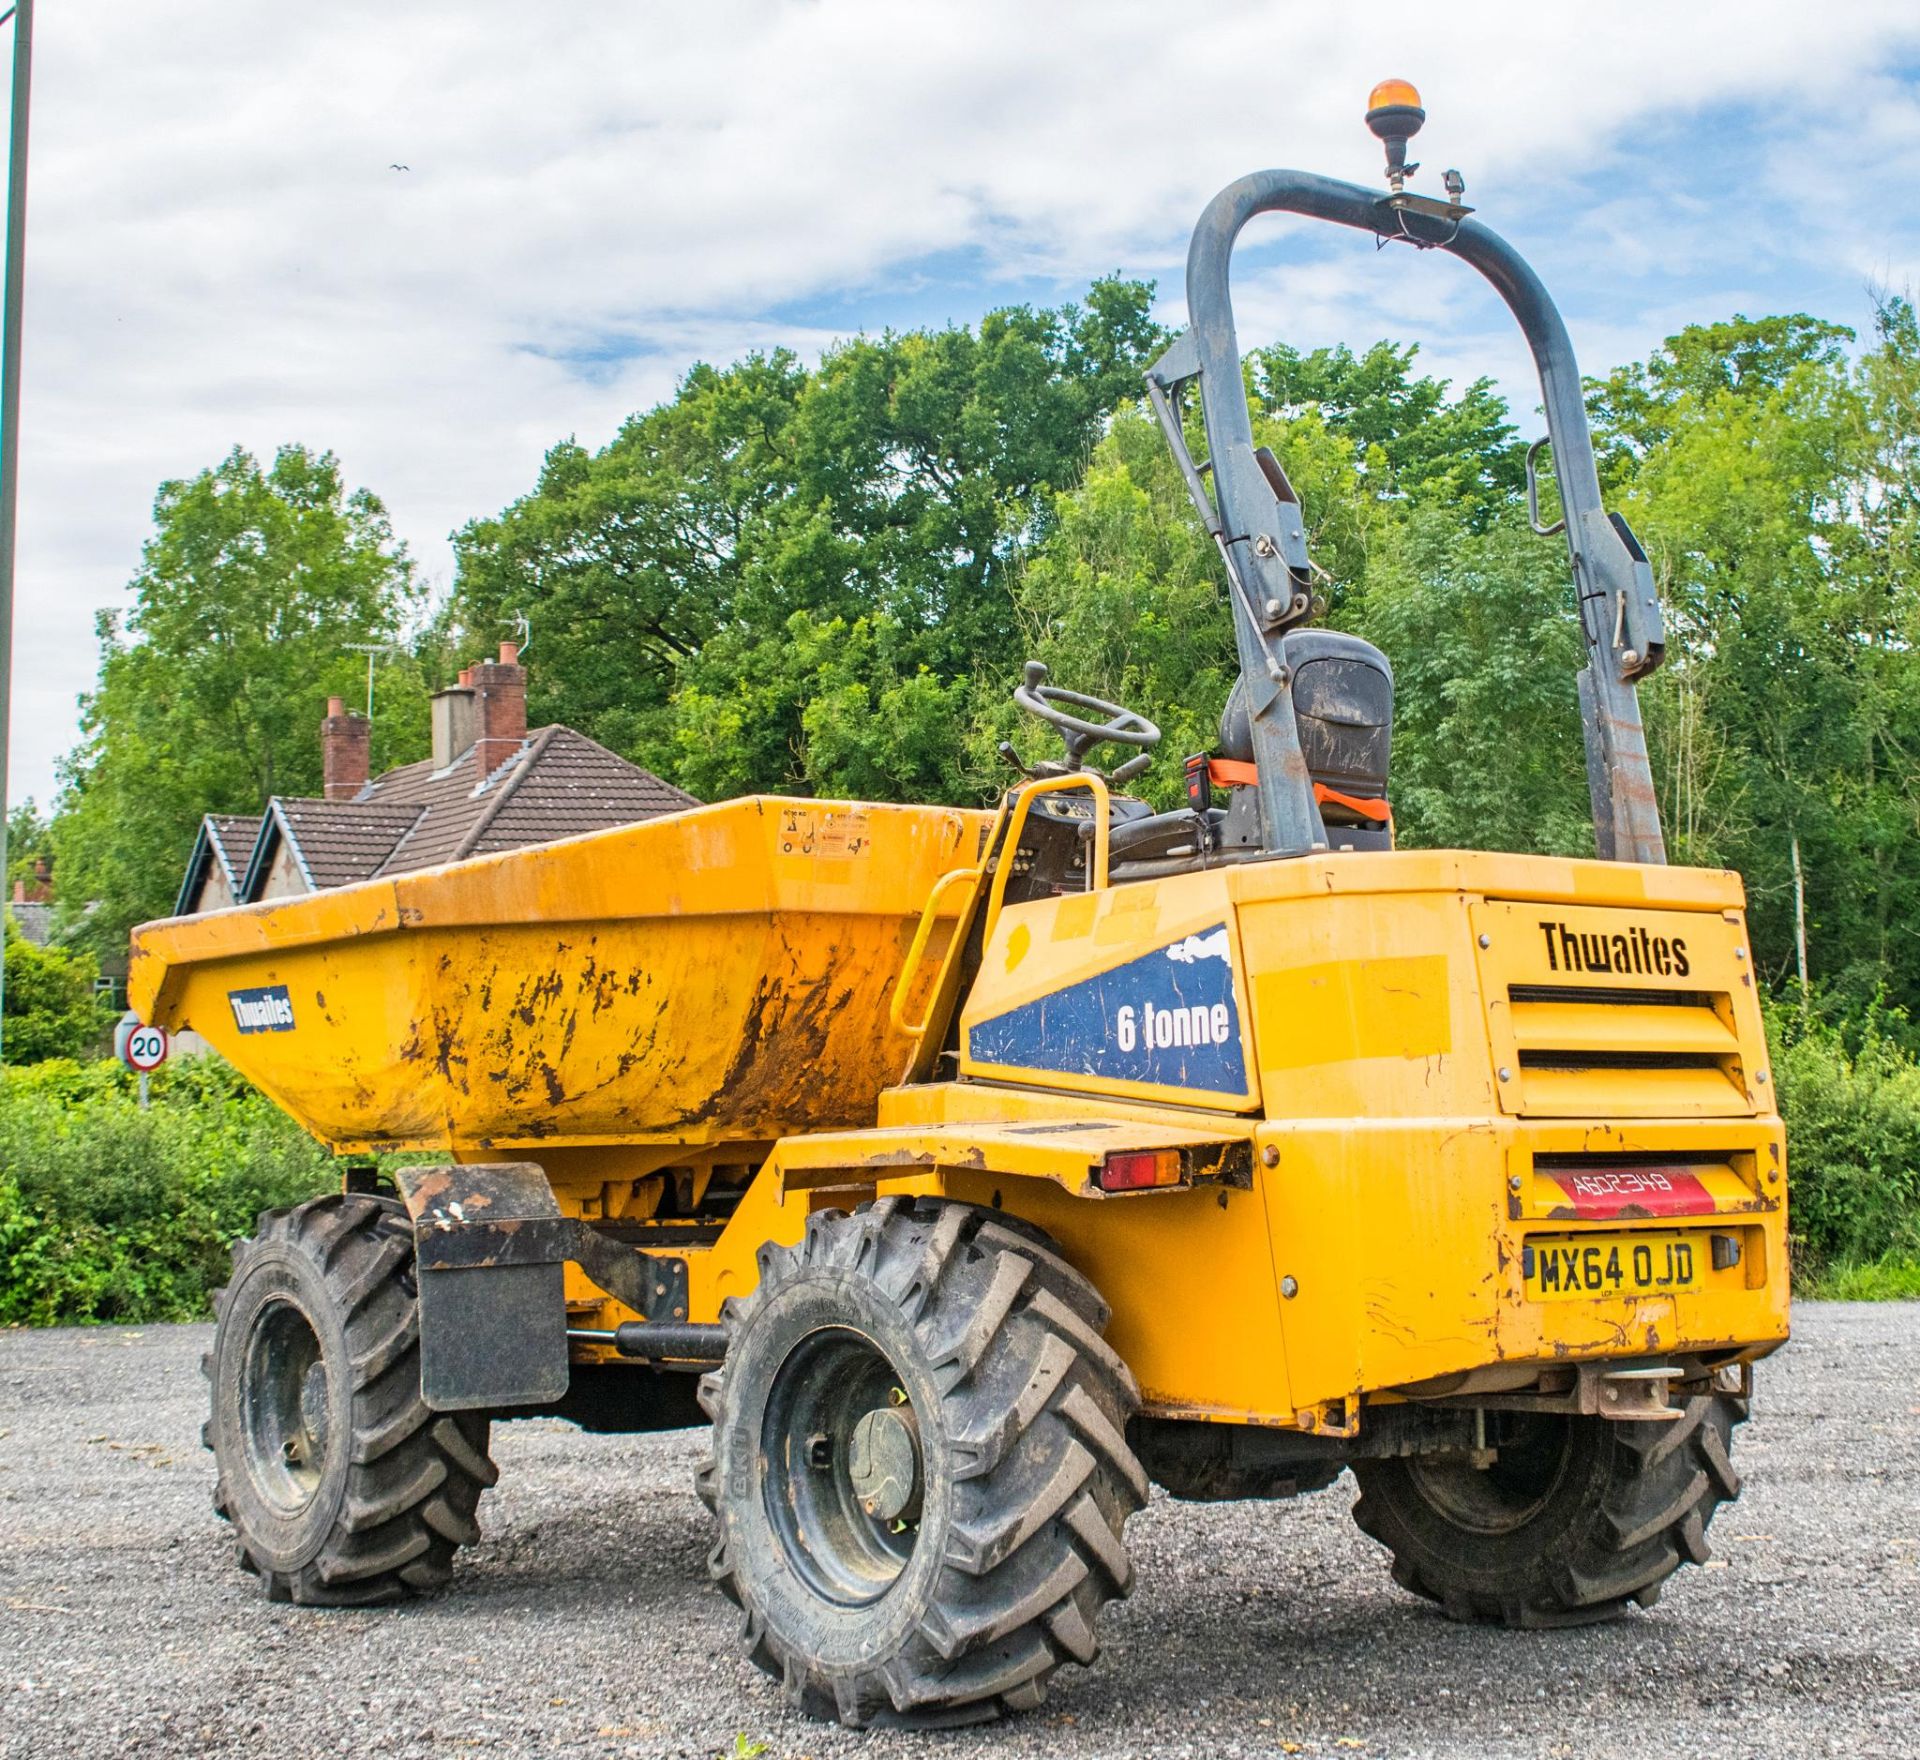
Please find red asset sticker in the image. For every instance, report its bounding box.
[1538,1165,1717,1219]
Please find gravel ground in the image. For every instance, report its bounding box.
[1,1304,1915,1760]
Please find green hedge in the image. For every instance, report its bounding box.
[1771,1008,1920,1289]
[0,1057,334,1325]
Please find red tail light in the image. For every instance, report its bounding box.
[1098,1149,1182,1193]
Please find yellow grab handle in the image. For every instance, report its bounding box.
[888,864,983,1038]
[979,773,1110,953]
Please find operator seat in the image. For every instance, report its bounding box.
[1105,629,1395,868]
[1217,628,1395,852]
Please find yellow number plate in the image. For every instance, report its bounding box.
[1526,1232,1701,1301]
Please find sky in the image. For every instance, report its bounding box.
[6,0,1920,806]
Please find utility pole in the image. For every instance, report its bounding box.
[0,0,34,1061]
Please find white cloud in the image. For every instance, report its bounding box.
[8,0,1920,802]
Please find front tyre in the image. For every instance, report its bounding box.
[205,1194,498,1604]
[1351,1392,1746,1628]
[698,1198,1148,1728]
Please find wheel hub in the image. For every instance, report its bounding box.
[240,1297,331,1514]
[1406,1412,1573,1534]
[848,1405,922,1524]
[760,1328,925,1606]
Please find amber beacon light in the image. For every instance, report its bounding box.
[1364,77,1426,192]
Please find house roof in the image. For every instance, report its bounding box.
[467,727,698,856]
[359,739,529,875]
[240,797,431,899]
[8,899,53,946]
[217,726,698,909]
[173,813,264,916]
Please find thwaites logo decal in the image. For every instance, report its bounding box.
[1536,918,1691,979]
[228,984,296,1034]
[968,924,1246,1094]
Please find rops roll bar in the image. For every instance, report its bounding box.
[1145,161,1666,865]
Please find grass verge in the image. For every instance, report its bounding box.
[1801,1254,1920,1301]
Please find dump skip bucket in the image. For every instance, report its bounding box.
[129,797,988,1153]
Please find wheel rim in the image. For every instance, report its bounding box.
[1406,1412,1573,1534]
[240,1297,333,1515]
[761,1327,925,1607]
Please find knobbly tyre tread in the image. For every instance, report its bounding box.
[696,1197,1148,1728]
[205,1194,498,1606]
[1351,1391,1748,1629]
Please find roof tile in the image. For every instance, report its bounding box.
[272,799,424,890]
[206,815,262,885]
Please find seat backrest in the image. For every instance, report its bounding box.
[1218,630,1394,801]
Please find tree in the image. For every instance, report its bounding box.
[1352,513,1592,855]
[1591,310,1920,1013]
[452,351,814,764]
[52,446,424,956]
[1587,314,1855,486]
[3,913,113,1062]
[5,801,51,896]
[1251,340,1525,529]
[794,280,1167,671]
[450,280,1166,797]
[667,611,982,804]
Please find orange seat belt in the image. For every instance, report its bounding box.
[1313,783,1393,825]
[1204,758,1392,825]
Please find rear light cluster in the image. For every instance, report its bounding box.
[1098,1149,1182,1193]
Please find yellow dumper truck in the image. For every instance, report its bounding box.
[129,87,1787,1729]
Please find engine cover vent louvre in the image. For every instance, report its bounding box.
[1471,901,1763,1119]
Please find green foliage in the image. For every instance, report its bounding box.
[2,914,114,1063]
[51,446,427,959]
[5,800,51,895]
[1587,313,1855,483]
[1771,1004,1920,1279]
[451,280,1166,798]
[1807,1254,1920,1300]
[452,351,813,765]
[1252,339,1524,526]
[1590,307,1920,1005]
[668,610,982,803]
[1352,513,1593,855]
[0,1057,336,1325]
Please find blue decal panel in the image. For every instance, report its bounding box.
[228,984,296,1034]
[967,924,1247,1094]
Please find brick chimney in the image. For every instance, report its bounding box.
[470,641,528,780]
[321,696,371,801]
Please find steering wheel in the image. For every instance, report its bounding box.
[1013,661,1161,769]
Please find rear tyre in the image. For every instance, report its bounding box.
[205,1193,498,1605]
[697,1197,1148,1728]
[1350,1392,1746,1628]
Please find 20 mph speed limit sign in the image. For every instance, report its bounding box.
[123,1023,170,1072]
